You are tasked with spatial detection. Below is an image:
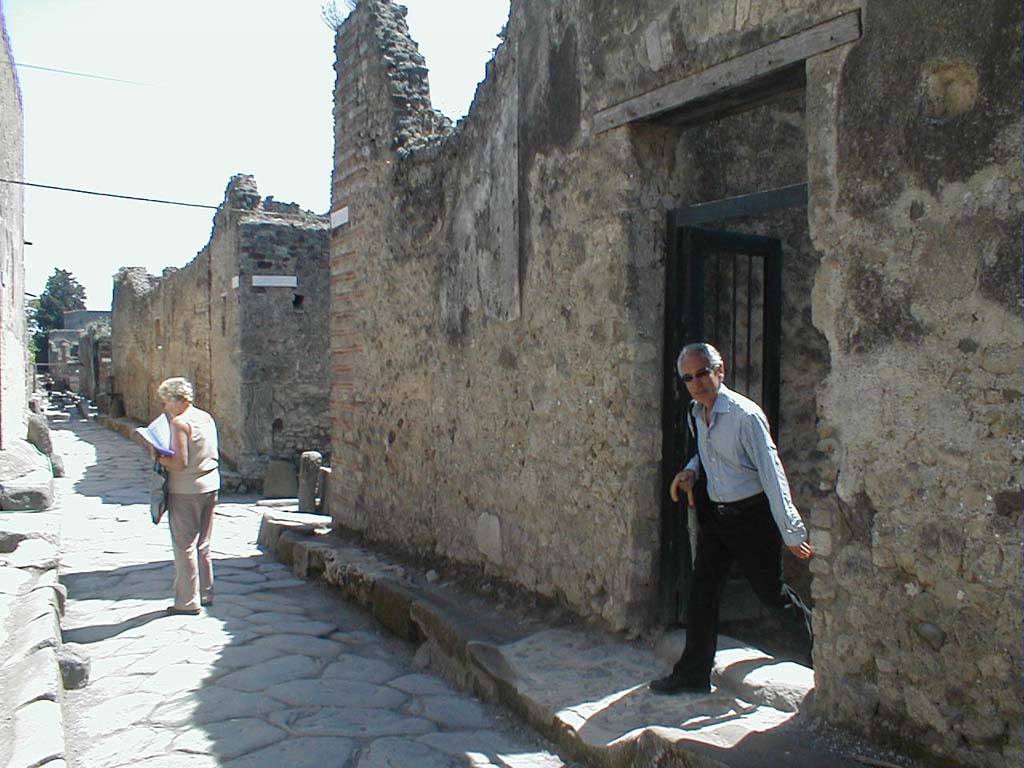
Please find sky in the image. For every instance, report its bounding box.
[4,0,510,310]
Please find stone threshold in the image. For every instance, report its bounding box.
[258,511,865,768]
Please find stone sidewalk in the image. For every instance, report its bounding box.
[261,514,892,768]
[18,418,575,768]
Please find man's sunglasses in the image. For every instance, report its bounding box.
[680,367,717,383]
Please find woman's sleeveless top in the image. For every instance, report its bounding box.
[168,406,221,494]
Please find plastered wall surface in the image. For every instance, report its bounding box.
[112,177,330,486]
[0,11,24,450]
[329,2,1021,765]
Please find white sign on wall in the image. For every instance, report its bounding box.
[251,275,298,288]
[330,206,350,230]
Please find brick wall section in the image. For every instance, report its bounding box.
[112,176,330,487]
[329,2,1022,766]
[0,8,24,451]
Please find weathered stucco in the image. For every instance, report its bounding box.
[329,2,1021,766]
[0,9,24,451]
[112,176,331,488]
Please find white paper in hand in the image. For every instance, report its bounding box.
[136,414,175,457]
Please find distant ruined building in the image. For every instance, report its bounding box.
[326,2,1021,767]
[47,310,110,394]
[110,175,330,491]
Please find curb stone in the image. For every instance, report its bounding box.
[0,529,67,768]
[258,511,864,768]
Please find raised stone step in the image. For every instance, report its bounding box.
[257,511,839,768]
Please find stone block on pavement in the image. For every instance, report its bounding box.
[57,644,91,689]
[0,470,55,511]
[263,459,298,499]
[26,415,54,456]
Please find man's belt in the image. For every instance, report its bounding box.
[709,492,768,515]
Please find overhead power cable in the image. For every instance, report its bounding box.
[0,178,218,209]
[13,61,152,86]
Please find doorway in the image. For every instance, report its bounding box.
[658,186,804,627]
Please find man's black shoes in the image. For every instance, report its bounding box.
[649,674,712,695]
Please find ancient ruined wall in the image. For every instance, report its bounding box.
[331,0,680,634]
[330,2,1021,765]
[112,258,210,424]
[234,199,331,482]
[0,8,24,450]
[207,184,245,475]
[153,253,213,410]
[111,267,160,420]
[47,329,84,391]
[804,2,1022,765]
[78,324,112,405]
[63,310,111,331]
[112,176,329,487]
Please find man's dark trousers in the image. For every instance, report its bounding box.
[671,494,809,685]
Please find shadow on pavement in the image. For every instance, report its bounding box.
[63,610,169,644]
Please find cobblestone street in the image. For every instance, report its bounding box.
[52,419,568,767]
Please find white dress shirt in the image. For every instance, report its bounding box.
[685,384,807,546]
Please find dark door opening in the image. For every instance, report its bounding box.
[658,221,784,625]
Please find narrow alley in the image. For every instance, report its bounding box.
[49,418,569,767]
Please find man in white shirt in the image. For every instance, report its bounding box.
[650,342,814,694]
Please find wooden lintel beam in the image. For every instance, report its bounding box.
[593,11,861,134]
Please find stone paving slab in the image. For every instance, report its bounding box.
[48,420,574,768]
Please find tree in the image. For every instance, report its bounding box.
[32,268,87,362]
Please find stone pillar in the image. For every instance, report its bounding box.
[298,451,322,512]
[318,467,332,517]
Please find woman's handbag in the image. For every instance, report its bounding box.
[150,460,169,524]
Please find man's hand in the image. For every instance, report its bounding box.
[670,470,696,503]
[787,542,815,560]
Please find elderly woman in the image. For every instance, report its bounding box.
[155,377,221,616]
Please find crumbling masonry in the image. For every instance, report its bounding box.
[111,176,330,490]
[327,2,1022,767]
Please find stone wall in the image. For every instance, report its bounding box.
[62,310,111,331]
[110,267,161,422]
[47,329,82,392]
[112,176,330,487]
[0,8,24,451]
[329,2,1021,766]
[804,3,1022,763]
[77,324,112,406]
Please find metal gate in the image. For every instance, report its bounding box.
[658,221,784,624]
